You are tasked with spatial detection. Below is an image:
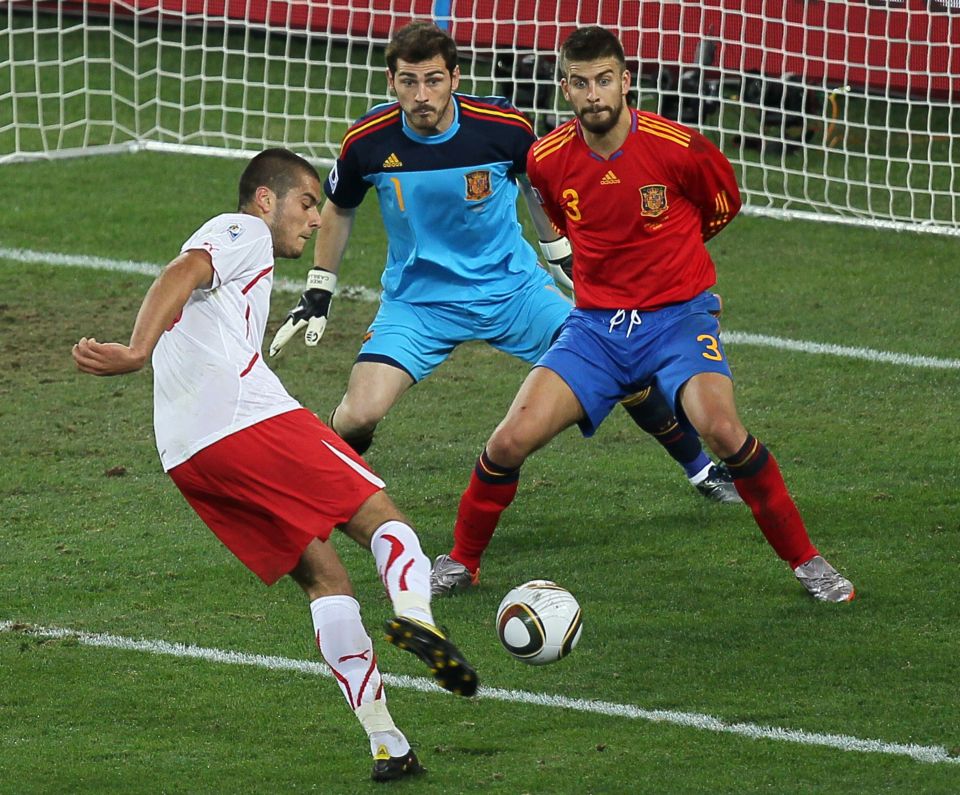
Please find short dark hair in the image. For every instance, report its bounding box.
[385,20,458,74]
[558,26,627,78]
[237,148,320,209]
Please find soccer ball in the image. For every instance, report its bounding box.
[495,580,582,665]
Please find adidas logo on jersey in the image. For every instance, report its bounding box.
[600,170,620,185]
[382,153,403,168]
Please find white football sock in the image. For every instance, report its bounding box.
[310,593,409,756]
[356,702,410,758]
[370,521,434,625]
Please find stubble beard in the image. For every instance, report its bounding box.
[405,95,453,135]
[577,97,625,135]
[269,206,304,260]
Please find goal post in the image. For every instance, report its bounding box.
[2,1,957,235]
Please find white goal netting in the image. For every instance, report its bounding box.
[2,1,957,235]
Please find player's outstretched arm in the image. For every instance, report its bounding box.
[269,200,356,356]
[72,250,213,377]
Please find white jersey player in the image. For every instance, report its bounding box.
[152,211,299,470]
[72,148,477,783]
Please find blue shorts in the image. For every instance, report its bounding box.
[357,272,573,382]
[537,291,732,436]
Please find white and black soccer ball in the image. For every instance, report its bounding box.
[496,580,582,665]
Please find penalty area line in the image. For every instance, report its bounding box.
[2,620,957,766]
[4,245,959,371]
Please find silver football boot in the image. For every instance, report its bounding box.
[794,555,855,602]
[429,554,479,597]
[694,462,743,504]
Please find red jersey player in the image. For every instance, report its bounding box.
[438,26,854,603]
[72,149,477,782]
[528,102,738,310]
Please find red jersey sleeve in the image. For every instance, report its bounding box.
[679,130,742,242]
[526,134,569,238]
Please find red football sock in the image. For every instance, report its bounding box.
[450,451,520,573]
[725,436,818,569]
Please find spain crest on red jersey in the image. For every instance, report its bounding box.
[639,184,668,217]
[464,170,492,201]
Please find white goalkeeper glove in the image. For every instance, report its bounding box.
[268,268,337,357]
[538,237,574,291]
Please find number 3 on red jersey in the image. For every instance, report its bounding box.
[561,188,582,222]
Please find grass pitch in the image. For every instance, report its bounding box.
[1,153,959,793]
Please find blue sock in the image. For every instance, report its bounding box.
[684,452,712,480]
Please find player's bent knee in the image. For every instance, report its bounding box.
[340,490,406,547]
[330,405,379,454]
[698,418,748,458]
[332,404,380,436]
[486,428,535,470]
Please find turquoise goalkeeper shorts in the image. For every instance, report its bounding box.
[355,272,573,382]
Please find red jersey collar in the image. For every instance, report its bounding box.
[574,107,638,162]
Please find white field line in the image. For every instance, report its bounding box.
[4,245,960,371]
[2,621,957,766]
[721,330,960,371]
[0,245,380,302]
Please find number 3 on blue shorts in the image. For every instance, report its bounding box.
[696,333,724,361]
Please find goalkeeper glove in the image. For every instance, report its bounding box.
[538,237,574,291]
[268,268,337,357]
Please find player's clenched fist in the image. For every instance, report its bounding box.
[269,268,338,356]
[73,337,147,376]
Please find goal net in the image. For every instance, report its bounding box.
[2,1,957,235]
